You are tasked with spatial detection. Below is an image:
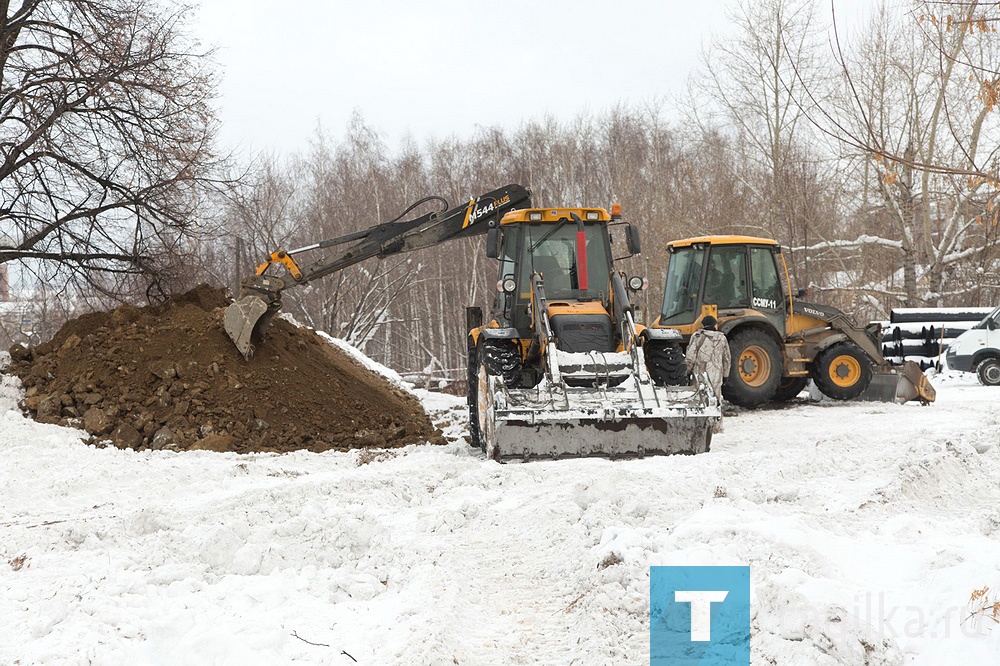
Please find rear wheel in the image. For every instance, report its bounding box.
[467,343,482,449]
[771,376,808,402]
[467,339,517,456]
[977,357,1000,386]
[476,362,499,460]
[723,328,782,408]
[811,342,873,400]
[645,341,688,386]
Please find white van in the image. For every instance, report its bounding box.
[945,305,1000,385]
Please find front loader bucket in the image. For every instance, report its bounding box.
[223,275,285,360]
[485,381,721,462]
[859,361,936,405]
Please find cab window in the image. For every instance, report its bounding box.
[749,247,782,310]
[660,246,706,325]
[704,246,749,309]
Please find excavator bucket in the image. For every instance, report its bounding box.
[223,276,285,360]
[859,360,936,404]
[479,349,721,461]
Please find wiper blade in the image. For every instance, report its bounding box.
[529,217,569,252]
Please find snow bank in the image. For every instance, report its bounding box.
[2,360,1000,664]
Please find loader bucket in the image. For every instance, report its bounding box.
[859,361,936,405]
[223,275,285,360]
[482,380,721,461]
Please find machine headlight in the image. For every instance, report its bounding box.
[627,275,647,291]
[497,278,517,293]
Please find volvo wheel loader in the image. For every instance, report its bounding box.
[223,184,719,460]
[467,206,720,461]
[648,235,936,408]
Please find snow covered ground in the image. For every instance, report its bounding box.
[2,348,1000,665]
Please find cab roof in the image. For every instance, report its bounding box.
[667,235,779,249]
[499,207,611,225]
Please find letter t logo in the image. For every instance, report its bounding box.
[674,590,729,641]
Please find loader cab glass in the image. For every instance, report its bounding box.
[661,243,785,328]
[661,246,706,326]
[500,221,612,330]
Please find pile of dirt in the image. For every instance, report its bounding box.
[5,284,443,454]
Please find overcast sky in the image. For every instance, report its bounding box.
[193,0,871,156]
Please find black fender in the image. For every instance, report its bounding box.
[469,326,519,348]
[639,327,684,344]
[718,314,784,347]
[973,348,1000,368]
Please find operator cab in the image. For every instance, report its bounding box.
[487,208,617,352]
[660,236,786,336]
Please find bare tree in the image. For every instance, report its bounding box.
[794,1,1000,306]
[0,0,224,299]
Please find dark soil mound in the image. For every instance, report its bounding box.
[6,284,442,454]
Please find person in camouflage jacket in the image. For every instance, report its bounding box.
[685,315,731,410]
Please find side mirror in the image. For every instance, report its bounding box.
[486,228,499,259]
[625,225,641,255]
[795,288,807,298]
[988,318,997,331]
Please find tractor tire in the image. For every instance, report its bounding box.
[771,376,808,402]
[467,339,519,455]
[475,361,499,460]
[977,357,1000,386]
[645,341,688,386]
[467,343,483,449]
[723,328,782,408]
[480,339,522,388]
[811,342,873,400]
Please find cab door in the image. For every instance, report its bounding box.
[748,246,785,337]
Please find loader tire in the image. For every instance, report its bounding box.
[723,328,782,408]
[467,343,483,449]
[646,341,688,386]
[475,361,500,461]
[771,376,808,402]
[480,339,522,388]
[976,357,1000,386]
[467,340,516,456]
[811,342,872,400]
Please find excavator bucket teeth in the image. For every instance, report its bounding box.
[860,361,936,404]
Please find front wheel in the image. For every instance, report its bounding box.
[811,342,873,400]
[723,328,782,408]
[771,376,809,402]
[645,341,688,386]
[977,357,1000,386]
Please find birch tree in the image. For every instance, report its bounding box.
[794,1,1000,306]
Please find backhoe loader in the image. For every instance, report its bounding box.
[648,235,935,408]
[223,186,719,460]
[467,206,719,461]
